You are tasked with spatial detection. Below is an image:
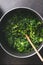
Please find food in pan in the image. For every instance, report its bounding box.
[3,11,43,53]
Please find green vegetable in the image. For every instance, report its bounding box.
[3,11,43,53]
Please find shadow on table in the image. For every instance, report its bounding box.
[0,7,4,18]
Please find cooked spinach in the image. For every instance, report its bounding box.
[4,13,43,53]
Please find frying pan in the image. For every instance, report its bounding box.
[0,7,43,58]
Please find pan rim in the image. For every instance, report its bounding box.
[0,7,43,58]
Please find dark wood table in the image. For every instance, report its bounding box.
[0,0,43,65]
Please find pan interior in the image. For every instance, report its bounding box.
[0,8,43,57]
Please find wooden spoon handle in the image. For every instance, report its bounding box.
[25,34,43,62]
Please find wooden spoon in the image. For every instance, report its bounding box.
[25,34,43,62]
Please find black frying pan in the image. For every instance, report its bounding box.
[0,7,43,58]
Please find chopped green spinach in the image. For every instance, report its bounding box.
[4,12,43,53]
